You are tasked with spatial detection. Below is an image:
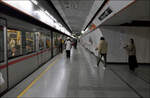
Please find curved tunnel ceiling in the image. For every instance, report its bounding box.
[51,0,95,33]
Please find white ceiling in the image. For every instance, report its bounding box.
[51,0,95,33]
[101,0,150,26]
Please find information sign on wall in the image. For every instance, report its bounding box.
[99,7,113,21]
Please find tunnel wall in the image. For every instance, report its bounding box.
[81,26,150,63]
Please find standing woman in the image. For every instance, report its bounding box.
[65,37,72,58]
[124,39,138,71]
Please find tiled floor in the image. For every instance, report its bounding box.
[3,44,150,98]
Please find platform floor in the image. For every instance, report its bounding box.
[3,44,150,98]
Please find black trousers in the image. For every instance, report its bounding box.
[66,50,70,58]
[97,54,107,67]
[74,43,77,49]
[128,55,138,71]
[59,45,63,53]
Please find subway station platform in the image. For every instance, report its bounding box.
[3,44,150,98]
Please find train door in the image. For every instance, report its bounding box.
[36,32,45,66]
[35,32,40,66]
[42,33,46,64]
[51,31,53,58]
[38,32,44,65]
[47,32,52,60]
[0,18,8,94]
[45,32,51,61]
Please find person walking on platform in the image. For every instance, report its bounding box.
[74,39,78,49]
[95,37,108,67]
[65,37,72,58]
[124,38,138,71]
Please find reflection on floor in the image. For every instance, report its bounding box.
[3,44,150,98]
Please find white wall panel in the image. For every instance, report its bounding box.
[81,26,150,63]
[81,28,103,56]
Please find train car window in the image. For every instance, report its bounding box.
[7,29,22,58]
[26,32,35,53]
[53,32,62,55]
[43,34,46,49]
[53,33,58,49]
[46,34,51,49]
[39,32,45,50]
[0,26,4,62]
[62,35,66,49]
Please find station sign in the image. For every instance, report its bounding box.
[99,7,113,21]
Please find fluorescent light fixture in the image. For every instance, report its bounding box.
[2,0,71,36]
[81,30,85,34]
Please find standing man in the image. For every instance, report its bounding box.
[74,39,78,49]
[95,37,108,67]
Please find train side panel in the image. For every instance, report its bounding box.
[8,53,38,88]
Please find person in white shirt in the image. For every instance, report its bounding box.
[65,37,72,58]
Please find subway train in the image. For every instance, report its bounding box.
[0,12,70,95]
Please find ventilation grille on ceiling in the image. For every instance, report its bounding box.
[64,1,79,9]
